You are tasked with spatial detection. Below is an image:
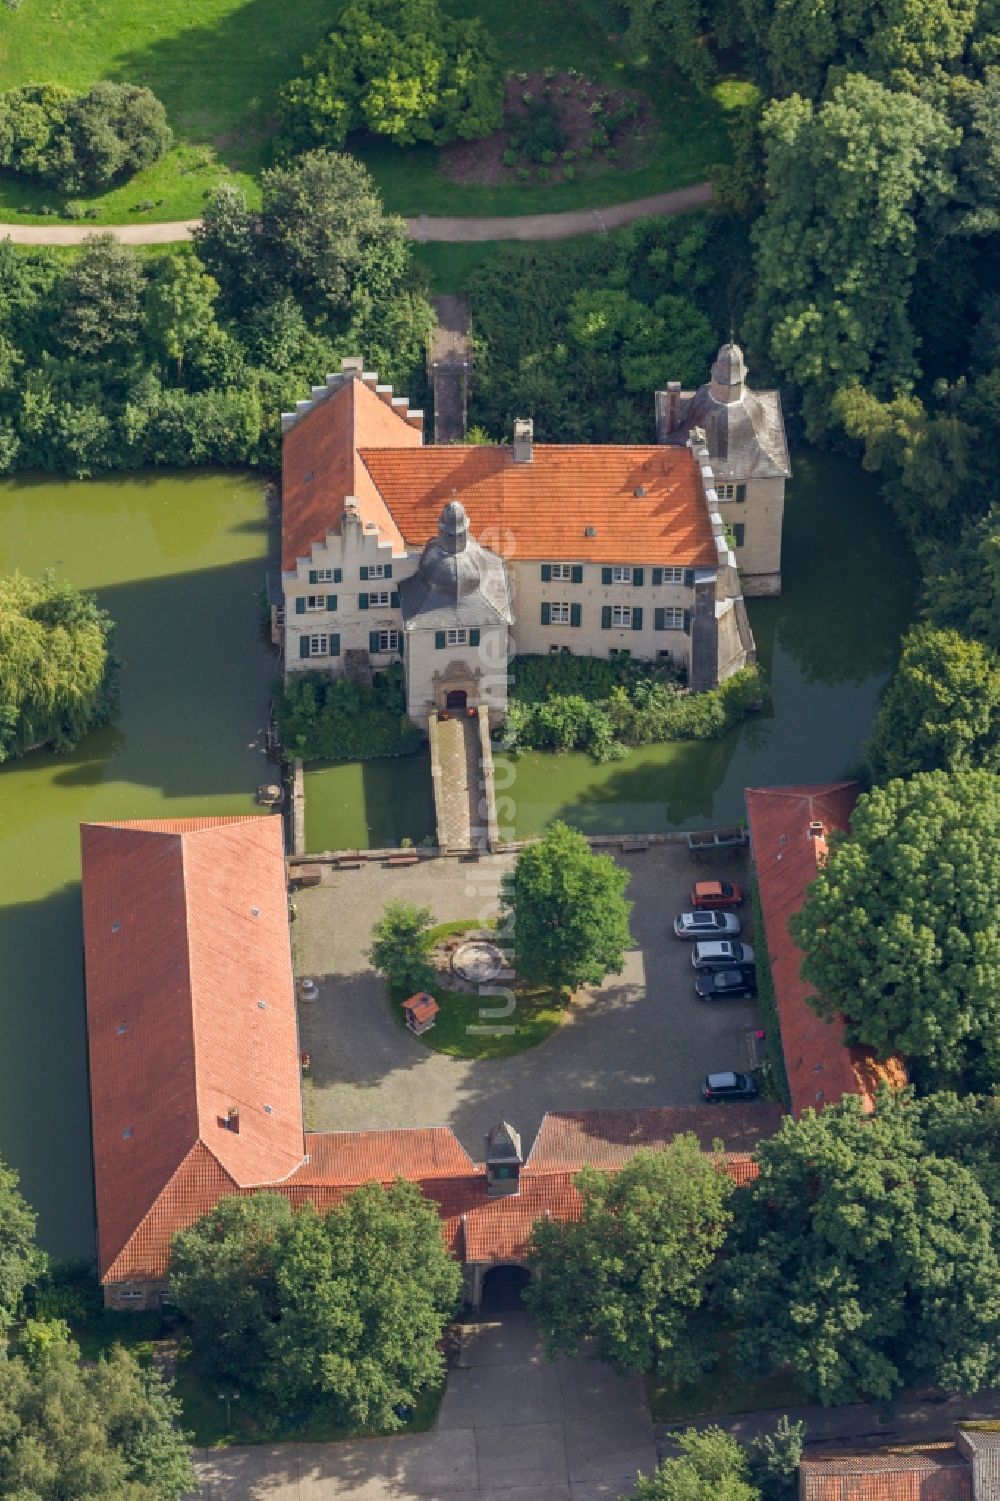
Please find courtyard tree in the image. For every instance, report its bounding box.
[866,624,1000,781]
[278,0,502,151]
[0,569,117,762]
[144,253,221,382]
[0,1155,46,1336]
[367,899,437,996]
[503,820,632,992]
[623,1427,758,1501]
[171,1183,461,1426]
[790,768,1000,1082]
[0,1319,194,1500]
[749,73,957,437]
[56,234,144,357]
[720,1092,1000,1404]
[524,1138,733,1377]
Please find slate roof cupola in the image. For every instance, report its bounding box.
[485,1120,523,1198]
[398,499,513,631]
[709,341,747,404]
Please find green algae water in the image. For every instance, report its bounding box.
[0,471,273,1257]
[303,449,917,848]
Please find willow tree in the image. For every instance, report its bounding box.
[0,570,117,761]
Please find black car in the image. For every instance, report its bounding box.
[694,967,758,1001]
[702,1070,759,1102]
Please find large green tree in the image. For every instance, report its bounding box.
[502,820,632,991]
[790,769,1000,1081]
[750,73,957,437]
[720,1092,1000,1404]
[524,1139,733,1377]
[367,900,437,996]
[144,254,220,382]
[171,1184,461,1427]
[56,234,144,357]
[0,1320,194,1500]
[866,624,1000,779]
[624,1427,758,1501]
[278,0,502,150]
[0,569,117,762]
[0,1156,46,1335]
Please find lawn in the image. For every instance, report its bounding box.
[0,0,752,224]
[390,919,569,1058]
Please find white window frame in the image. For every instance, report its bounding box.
[550,563,572,581]
[376,629,400,652]
[611,565,632,584]
[368,563,388,580]
[611,605,632,628]
[367,590,391,608]
[550,602,571,625]
[661,567,684,585]
[305,594,326,612]
[308,633,329,657]
[314,569,336,583]
[446,628,468,647]
[716,484,736,501]
[661,607,685,630]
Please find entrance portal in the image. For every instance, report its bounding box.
[480,1264,530,1314]
[446,689,468,710]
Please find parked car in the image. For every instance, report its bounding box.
[694,967,758,1000]
[691,939,755,970]
[702,1070,759,1102]
[673,910,741,940]
[690,879,743,910]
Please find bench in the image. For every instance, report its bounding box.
[386,852,420,867]
[334,858,363,870]
[621,840,649,853]
[292,865,322,888]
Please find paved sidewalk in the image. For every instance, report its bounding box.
[0,182,712,247]
[193,1313,657,1499]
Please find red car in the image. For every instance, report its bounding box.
[690,879,743,910]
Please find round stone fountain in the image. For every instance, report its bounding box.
[451,938,505,985]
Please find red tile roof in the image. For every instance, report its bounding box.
[359,445,715,566]
[745,784,907,1119]
[402,993,440,1027]
[294,1129,476,1185]
[81,816,305,1282]
[528,1105,785,1172]
[280,371,716,571]
[800,1449,972,1501]
[282,376,420,571]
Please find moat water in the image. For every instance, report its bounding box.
[0,450,913,1257]
[305,450,917,848]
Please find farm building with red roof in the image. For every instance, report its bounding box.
[277,345,788,724]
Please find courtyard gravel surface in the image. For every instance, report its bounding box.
[295,844,760,1156]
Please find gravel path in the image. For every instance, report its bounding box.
[0,182,712,247]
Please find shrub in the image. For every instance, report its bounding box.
[278,0,502,151]
[0,82,172,193]
[508,100,567,163]
[276,663,424,762]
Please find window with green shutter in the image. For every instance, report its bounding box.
[359,593,369,610]
[469,628,480,647]
[435,631,446,649]
[652,568,662,586]
[570,602,582,627]
[360,566,369,580]
[369,630,380,653]
[334,568,342,583]
[541,602,551,625]
[732,524,745,547]
[655,607,665,630]
[683,569,695,588]
[384,564,393,579]
[326,594,337,611]
[683,610,692,634]
[632,607,643,630]
[299,635,310,658]
[735,484,747,503]
[601,605,612,629]
[331,633,341,656]
[295,597,305,615]
[541,564,551,582]
[572,564,583,584]
[390,591,399,608]
[602,567,613,585]
[633,567,644,587]
[308,570,317,584]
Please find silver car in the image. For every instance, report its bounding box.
[673,910,741,940]
[691,939,755,970]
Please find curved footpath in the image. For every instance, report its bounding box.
[0,182,712,247]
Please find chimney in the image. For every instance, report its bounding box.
[226,1107,240,1133]
[340,356,363,376]
[655,381,682,443]
[808,821,824,838]
[512,418,533,463]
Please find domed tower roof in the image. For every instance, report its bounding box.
[398,499,513,629]
[710,342,747,404]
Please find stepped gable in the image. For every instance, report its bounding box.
[745,783,908,1118]
[282,370,420,572]
[360,444,715,565]
[81,816,304,1281]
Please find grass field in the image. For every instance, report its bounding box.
[0,0,749,225]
